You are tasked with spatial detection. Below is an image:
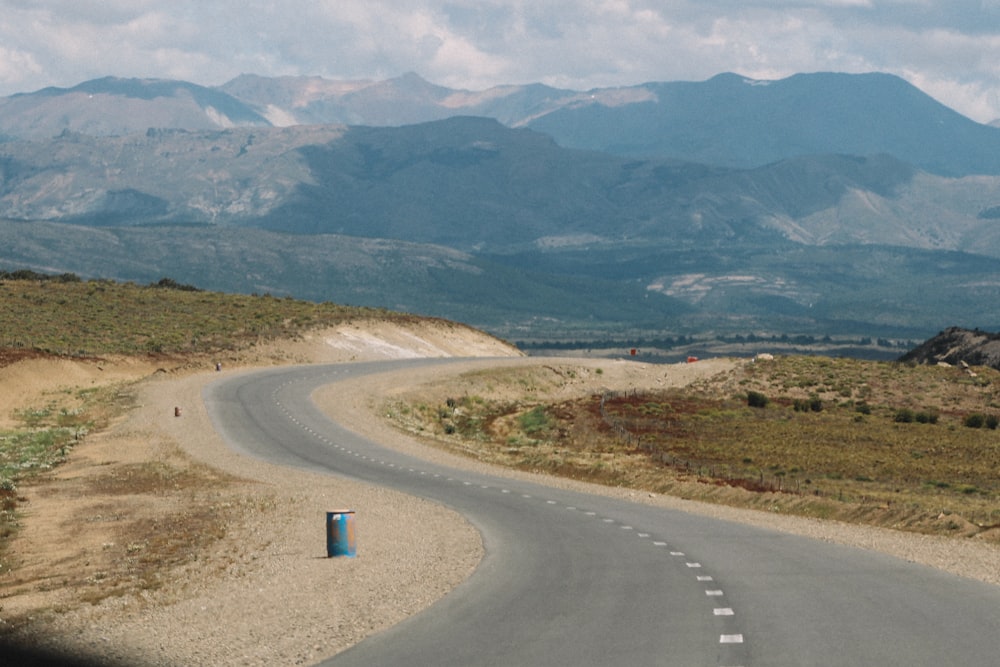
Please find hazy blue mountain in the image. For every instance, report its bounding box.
[7,71,1000,175]
[525,72,1000,176]
[6,117,987,255]
[222,72,462,126]
[264,120,935,251]
[0,77,270,139]
[217,71,1000,176]
[219,72,581,127]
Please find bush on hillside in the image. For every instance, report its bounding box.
[746,391,769,408]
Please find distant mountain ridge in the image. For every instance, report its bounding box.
[6,117,999,255]
[0,77,268,140]
[525,72,1000,176]
[5,71,1000,176]
[4,71,1000,345]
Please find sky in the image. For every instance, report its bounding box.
[2,1,1000,123]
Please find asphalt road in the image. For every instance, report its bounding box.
[204,360,1000,667]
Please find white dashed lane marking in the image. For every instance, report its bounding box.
[274,380,748,660]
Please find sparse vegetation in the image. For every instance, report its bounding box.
[0,382,137,563]
[518,406,555,437]
[0,272,404,356]
[389,356,1000,541]
[0,273,416,587]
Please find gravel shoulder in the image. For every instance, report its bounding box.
[0,323,506,666]
[2,335,998,666]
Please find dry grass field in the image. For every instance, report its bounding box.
[387,356,1000,542]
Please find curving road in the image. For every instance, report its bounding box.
[204,360,1000,667]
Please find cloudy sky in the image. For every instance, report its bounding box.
[2,0,999,122]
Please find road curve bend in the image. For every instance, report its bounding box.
[204,360,1000,667]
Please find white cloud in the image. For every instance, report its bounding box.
[0,44,43,91]
[906,70,1000,125]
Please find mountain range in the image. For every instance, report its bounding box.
[6,71,1000,176]
[3,71,1000,352]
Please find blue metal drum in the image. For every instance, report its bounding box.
[326,510,357,557]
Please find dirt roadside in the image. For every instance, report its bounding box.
[1,323,999,666]
[0,320,514,666]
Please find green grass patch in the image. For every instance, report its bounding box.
[519,406,554,435]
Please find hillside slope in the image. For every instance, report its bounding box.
[5,118,1000,255]
[900,327,1000,370]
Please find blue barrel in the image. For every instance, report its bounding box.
[326,510,356,557]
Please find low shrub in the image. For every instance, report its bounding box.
[746,391,769,408]
[964,413,986,428]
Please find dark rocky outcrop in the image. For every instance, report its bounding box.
[900,327,1000,370]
